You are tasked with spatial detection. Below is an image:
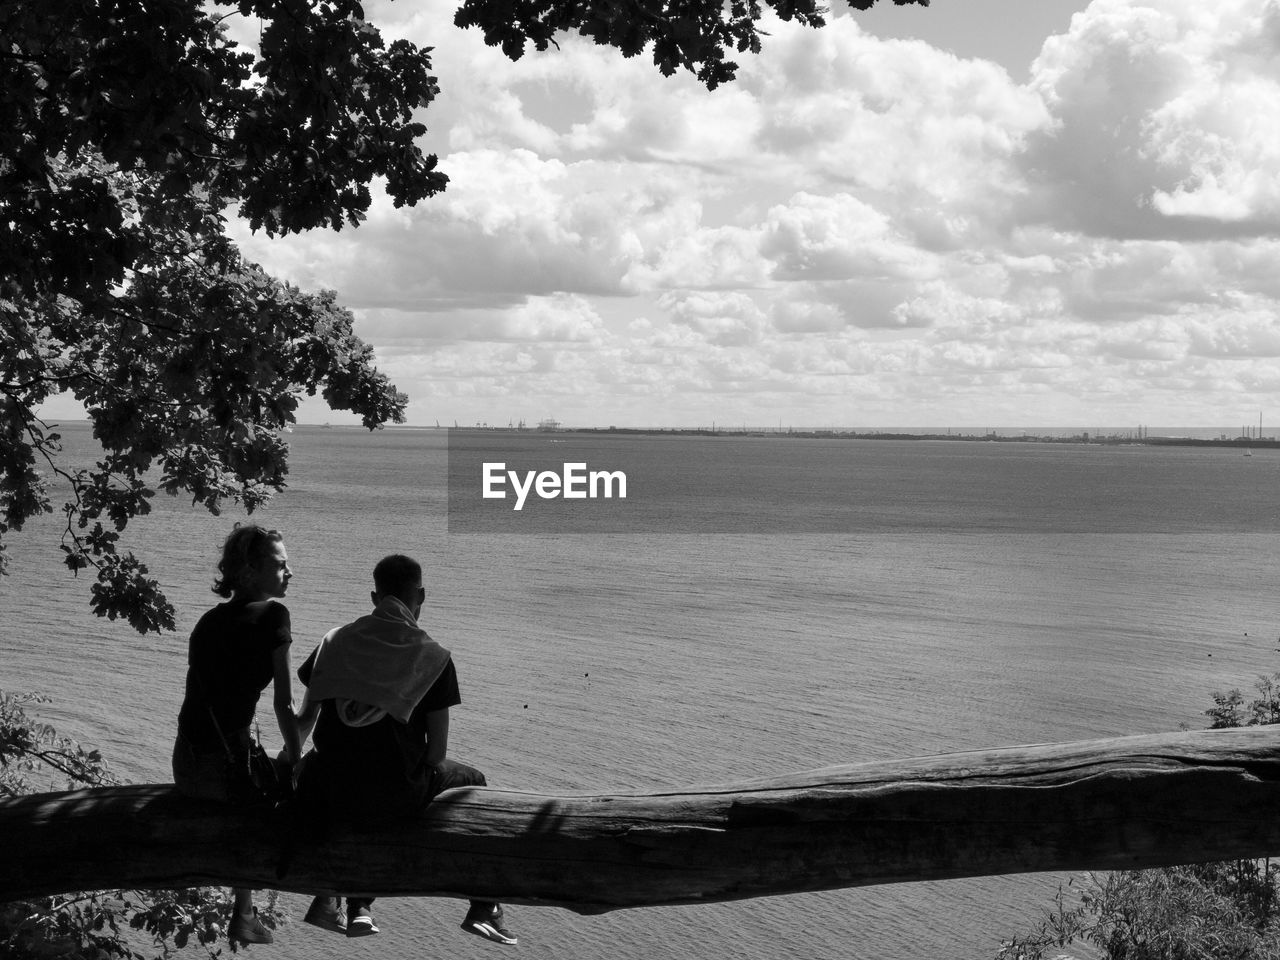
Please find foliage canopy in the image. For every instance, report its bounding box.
[0,0,924,630]
[456,0,927,90]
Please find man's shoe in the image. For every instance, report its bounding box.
[229,908,274,945]
[346,903,379,938]
[303,896,346,935]
[461,902,517,945]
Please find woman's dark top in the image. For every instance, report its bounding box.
[297,647,460,817]
[177,598,292,751]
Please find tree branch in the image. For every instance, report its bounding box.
[4,728,1280,908]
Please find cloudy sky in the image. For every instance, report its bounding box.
[230,0,1280,429]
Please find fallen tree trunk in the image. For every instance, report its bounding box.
[5,727,1280,913]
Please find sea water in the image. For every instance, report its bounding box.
[4,424,1280,960]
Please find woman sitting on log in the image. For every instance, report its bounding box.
[172,523,304,946]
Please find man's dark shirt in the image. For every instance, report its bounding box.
[298,646,460,818]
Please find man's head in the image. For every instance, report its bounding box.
[372,554,425,615]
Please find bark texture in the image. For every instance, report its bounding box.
[5,727,1280,913]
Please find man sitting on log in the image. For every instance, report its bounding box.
[293,553,517,945]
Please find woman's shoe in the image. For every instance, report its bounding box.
[303,896,346,935]
[229,908,274,945]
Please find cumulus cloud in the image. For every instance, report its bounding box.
[770,299,849,333]
[1025,0,1280,238]
[227,0,1280,427]
[660,291,769,346]
[742,27,1049,221]
[761,193,940,282]
[1187,308,1280,357]
[235,150,667,309]
[362,294,606,346]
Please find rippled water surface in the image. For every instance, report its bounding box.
[5,425,1280,960]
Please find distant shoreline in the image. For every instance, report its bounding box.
[437,424,1280,449]
[47,418,1276,448]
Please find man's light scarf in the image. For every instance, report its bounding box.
[307,596,451,726]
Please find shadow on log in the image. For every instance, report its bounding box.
[4,728,1280,914]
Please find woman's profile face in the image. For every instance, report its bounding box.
[244,540,292,600]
